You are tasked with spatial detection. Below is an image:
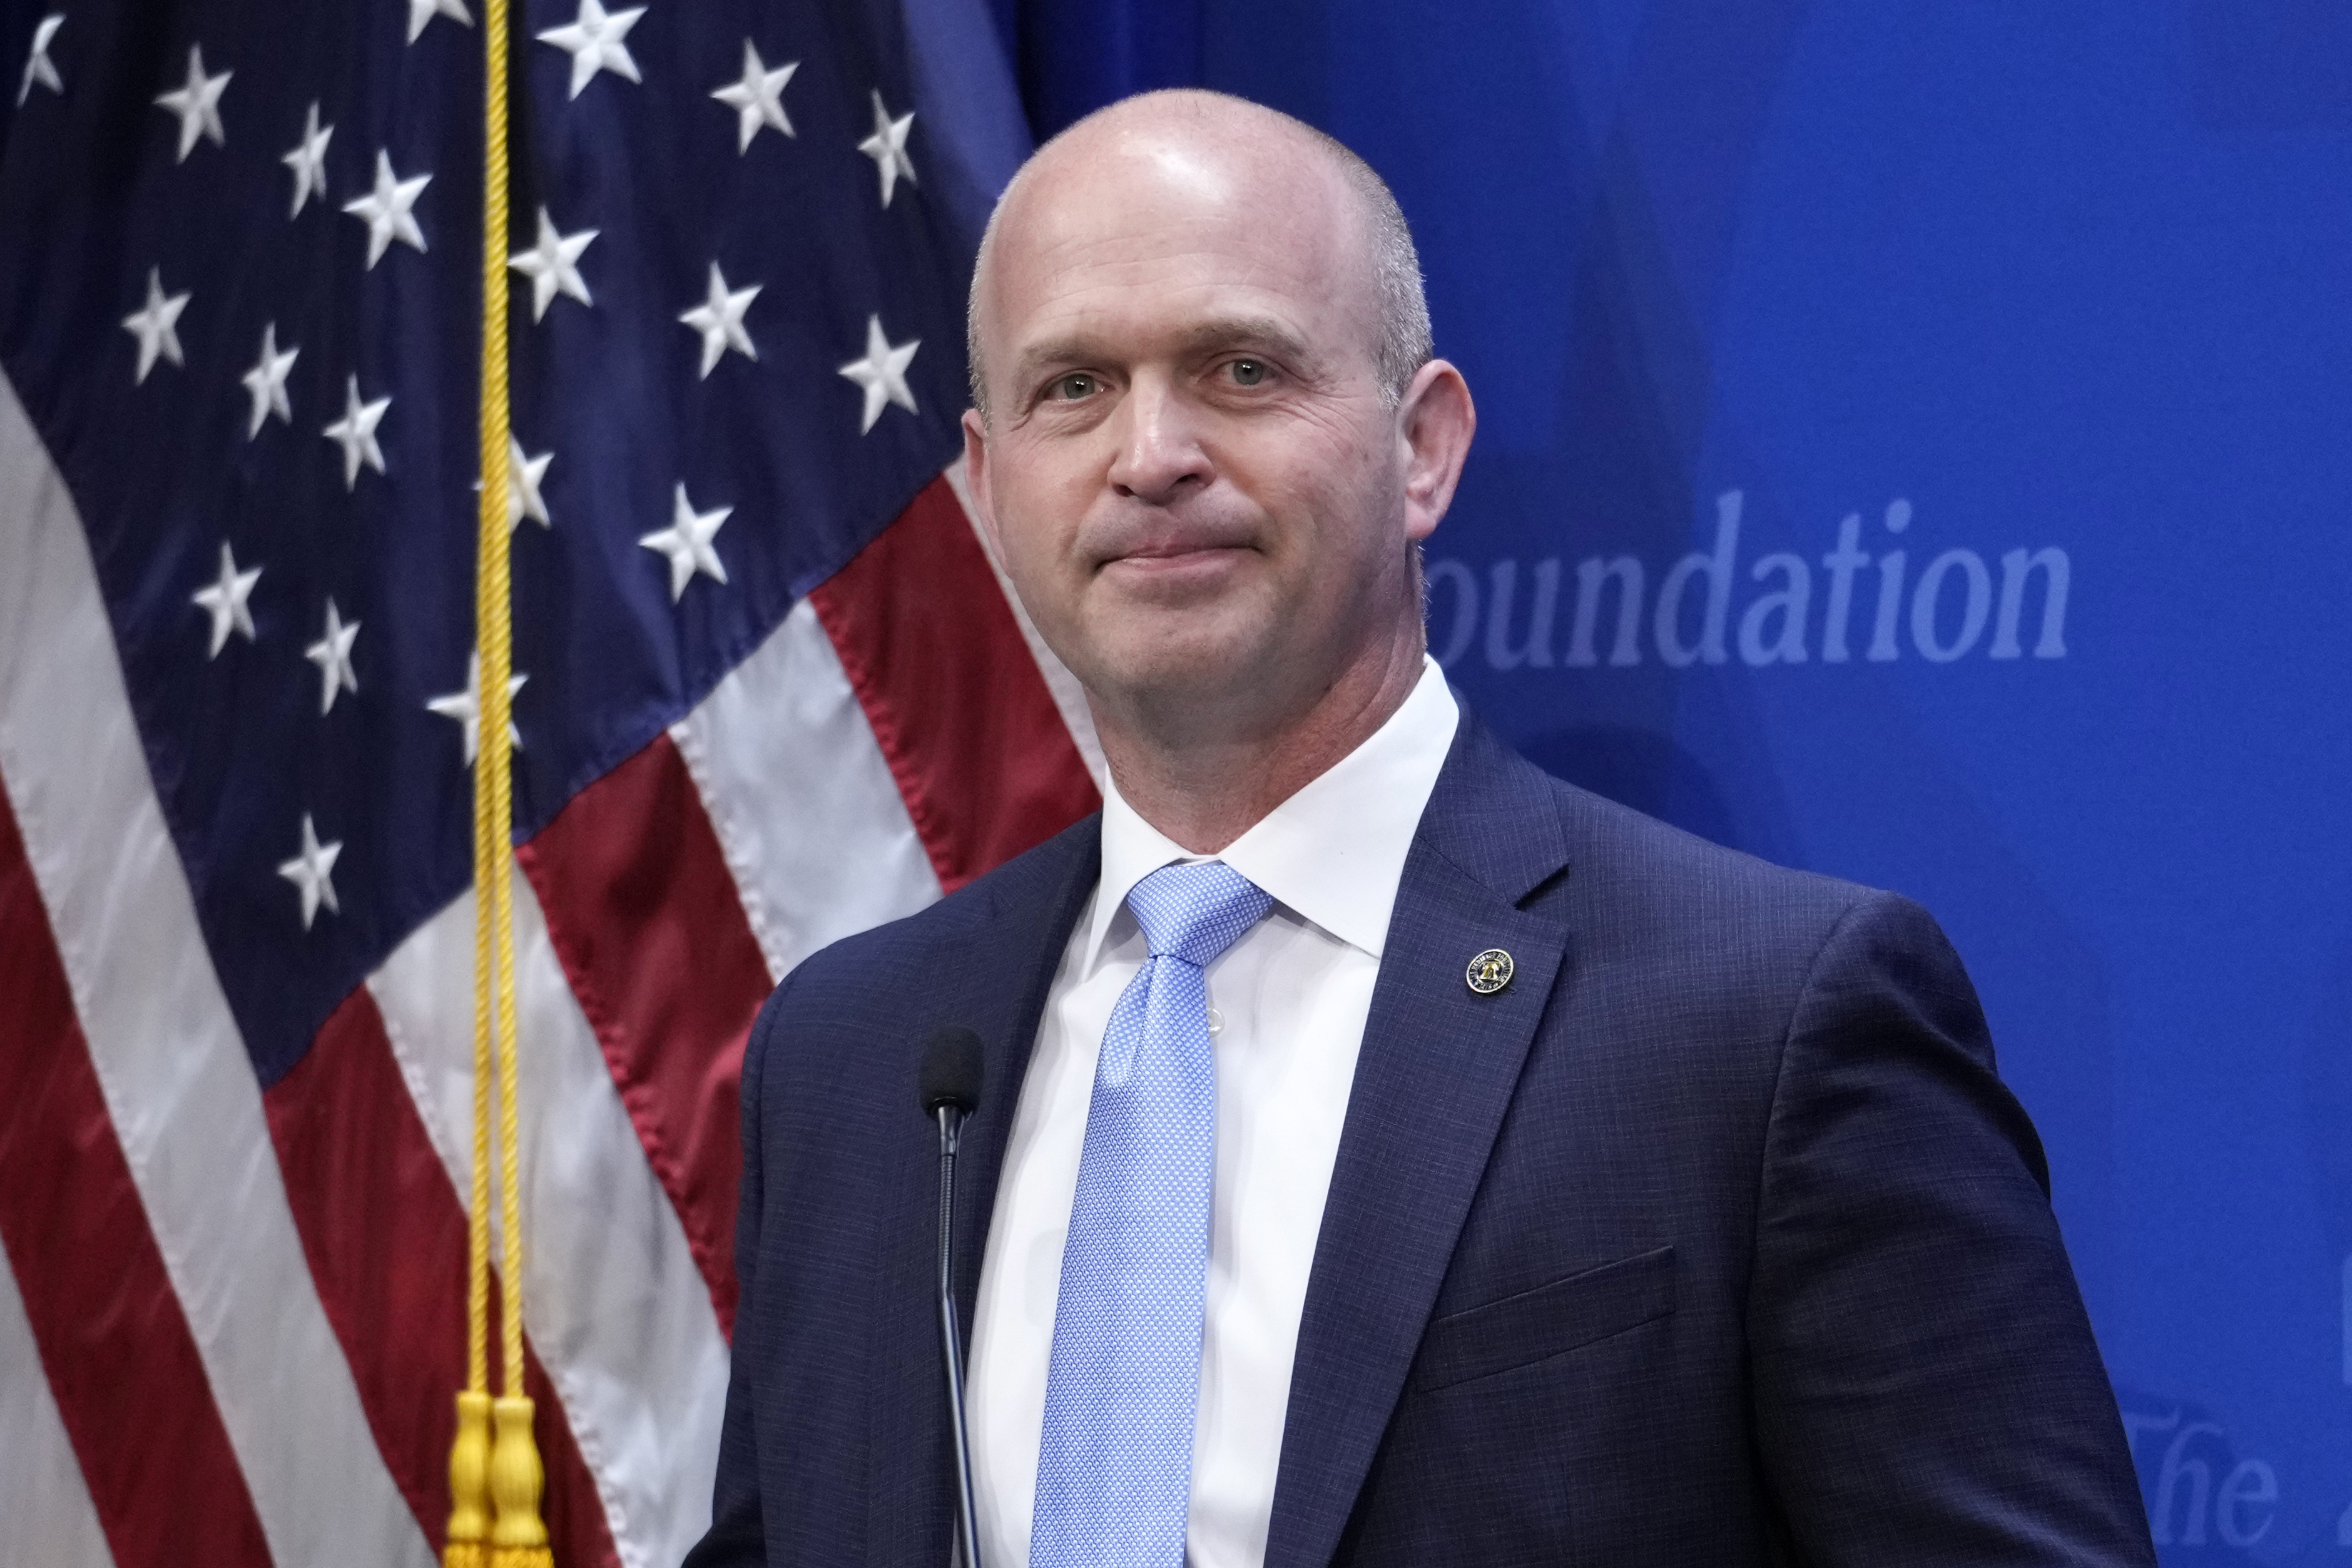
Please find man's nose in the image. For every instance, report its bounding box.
[1106,379,1211,504]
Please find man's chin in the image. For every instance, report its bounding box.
[1084,630,1274,718]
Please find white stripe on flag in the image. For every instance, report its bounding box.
[0,372,433,1568]
[0,1243,113,1568]
[670,595,944,985]
[368,873,729,1568]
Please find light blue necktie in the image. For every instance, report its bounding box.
[1029,860,1274,1568]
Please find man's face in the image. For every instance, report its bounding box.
[963,125,1433,735]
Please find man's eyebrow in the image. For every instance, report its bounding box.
[1007,336,1101,387]
[1007,316,1318,387]
[1167,315,1315,364]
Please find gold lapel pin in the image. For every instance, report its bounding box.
[1465,948,1514,995]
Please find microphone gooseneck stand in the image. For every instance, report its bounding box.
[935,1101,982,1568]
[921,1027,986,1568]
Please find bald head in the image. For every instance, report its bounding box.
[967,90,1432,419]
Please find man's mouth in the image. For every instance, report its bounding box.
[1100,542,1253,581]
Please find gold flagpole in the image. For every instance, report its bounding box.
[448,0,551,1557]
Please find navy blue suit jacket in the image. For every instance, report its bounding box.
[686,710,2154,1566]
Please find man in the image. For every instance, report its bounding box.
[688,89,2154,1567]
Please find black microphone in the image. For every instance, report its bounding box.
[919,1026,985,1568]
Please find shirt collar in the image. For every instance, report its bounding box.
[1084,656,1460,969]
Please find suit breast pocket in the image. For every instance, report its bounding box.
[1411,1245,1677,1393]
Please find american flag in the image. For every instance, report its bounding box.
[0,1,1101,1563]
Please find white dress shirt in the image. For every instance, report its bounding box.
[965,656,1460,1568]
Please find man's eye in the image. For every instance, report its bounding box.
[1229,359,1267,387]
[1050,373,1097,400]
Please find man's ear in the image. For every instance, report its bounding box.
[1396,359,1475,544]
[960,407,1005,559]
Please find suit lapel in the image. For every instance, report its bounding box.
[1263,715,1573,1568]
[867,818,1102,1566]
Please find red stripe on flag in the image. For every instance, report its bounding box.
[0,778,273,1568]
[264,987,620,1568]
[517,733,764,1336]
[810,475,1101,894]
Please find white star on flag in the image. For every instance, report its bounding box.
[641,484,732,601]
[343,150,430,268]
[711,41,798,153]
[303,598,360,714]
[153,43,230,163]
[838,313,920,433]
[282,101,333,217]
[121,267,190,384]
[679,261,760,378]
[857,89,916,207]
[191,540,262,658]
[476,436,554,530]
[17,14,62,106]
[323,374,391,488]
[537,0,645,100]
[426,651,526,766]
[276,813,343,930]
[407,0,473,44]
[240,322,299,438]
[509,208,597,322]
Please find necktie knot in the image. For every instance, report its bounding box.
[1125,860,1273,969]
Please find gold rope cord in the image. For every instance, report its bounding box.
[447,0,551,1558]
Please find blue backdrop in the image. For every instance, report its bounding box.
[995,1,2352,1559]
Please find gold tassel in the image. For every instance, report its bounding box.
[445,1388,494,1568]
[489,1394,553,1568]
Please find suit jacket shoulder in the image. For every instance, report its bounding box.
[1420,712,1908,1071]
[758,809,1102,1045]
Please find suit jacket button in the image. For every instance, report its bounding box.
[1465,949,1514,995]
